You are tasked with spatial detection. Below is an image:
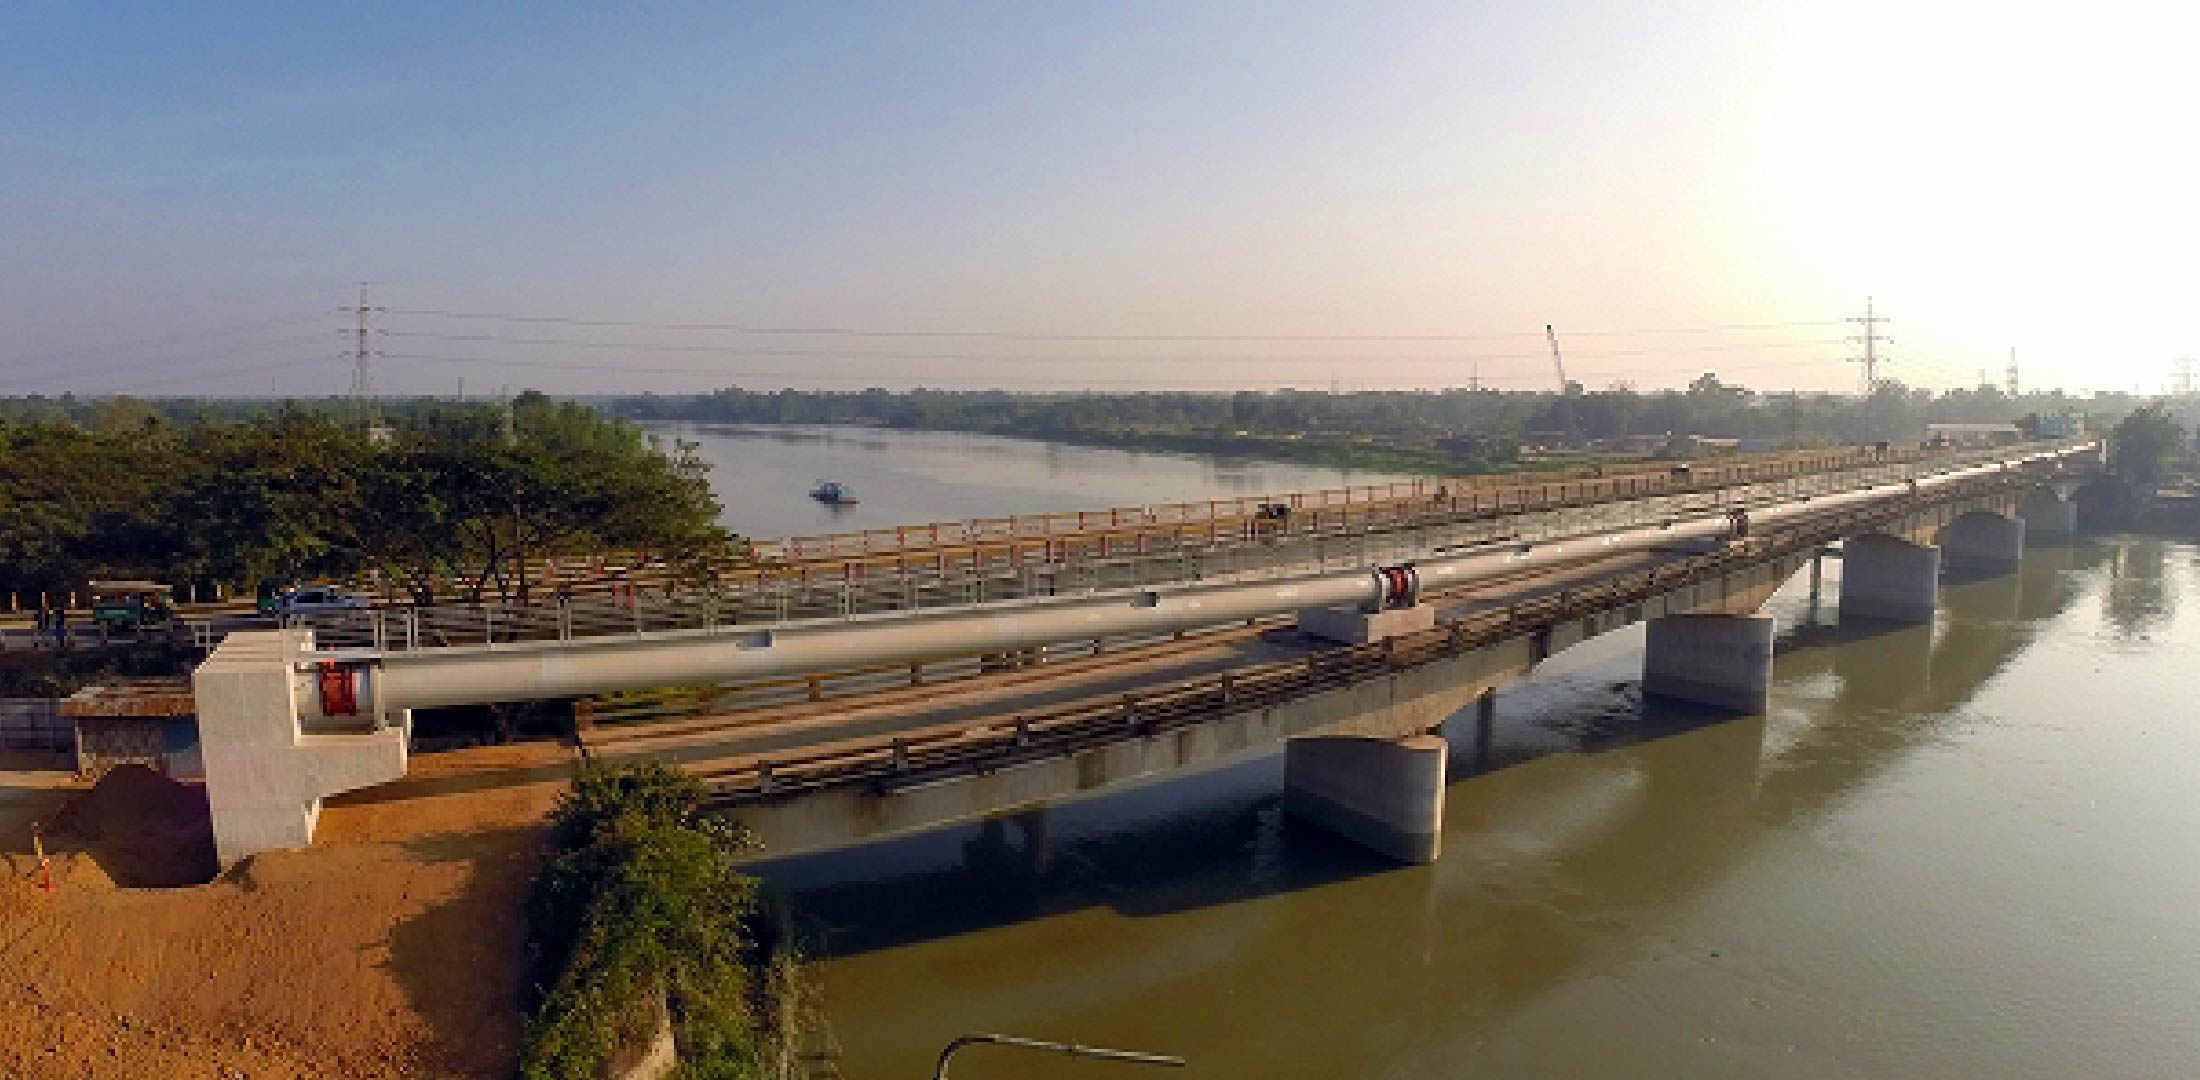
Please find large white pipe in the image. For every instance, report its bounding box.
[371,444,2091,710]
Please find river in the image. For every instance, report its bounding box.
[646,423,1414,540]
[667,426,2200,1079]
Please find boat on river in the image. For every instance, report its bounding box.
[810,480,860,505]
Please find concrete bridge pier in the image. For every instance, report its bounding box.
[1839,534,1941,623]
[1283,733,1447,864]
[1641,613,1775,713]
[1943,512,2025,571]
[2021,495,2077,540]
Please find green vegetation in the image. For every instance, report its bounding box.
[522,762,812,1080]
[0,393,726,606]
[2109,404,2189,489]
[609,380,2114,473]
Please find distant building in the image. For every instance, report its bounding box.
[1925,423,2022,447]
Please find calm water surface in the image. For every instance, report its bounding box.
[645,423,1414,540]
[752,534,2200,1078]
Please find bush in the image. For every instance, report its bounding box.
[520,761,799,1080]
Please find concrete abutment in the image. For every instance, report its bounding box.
[1283,733,1447,863]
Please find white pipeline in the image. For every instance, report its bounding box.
[369,444,2091,711]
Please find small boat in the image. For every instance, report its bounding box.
[810,480,860,505]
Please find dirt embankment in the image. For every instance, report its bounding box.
[0,756,567,1079]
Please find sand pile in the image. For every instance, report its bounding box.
[46,764,218,887]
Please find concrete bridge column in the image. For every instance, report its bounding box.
[2022,497,2077,540]
[1284,733,1447,863]
[194,630,408,864]
[1840,534,1941,623]
[1943,513,2025,570]
[1642,613,1775,714]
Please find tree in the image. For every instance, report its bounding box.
[2109,404,2185,489]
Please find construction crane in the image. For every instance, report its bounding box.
[1545,324,1569,392]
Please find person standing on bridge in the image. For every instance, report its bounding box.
[32,602,48,647]
[51,605,67,650]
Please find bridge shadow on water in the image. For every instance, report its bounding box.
[756,540,2123,963]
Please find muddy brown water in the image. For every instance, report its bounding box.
[754,536,2200,1078]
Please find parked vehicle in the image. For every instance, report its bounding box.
[88,580,175,631]
[255,578,296,616]
[272,585,372,617]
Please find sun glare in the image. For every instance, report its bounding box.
[1754,1,2200,390]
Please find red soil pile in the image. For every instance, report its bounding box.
[46,764,218,887]
[0,765,567,1078]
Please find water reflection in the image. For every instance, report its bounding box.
[2101,538,2177,639]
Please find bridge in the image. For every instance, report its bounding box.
[192,441,2103,862]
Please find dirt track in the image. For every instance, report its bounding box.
[0,755,568,1079]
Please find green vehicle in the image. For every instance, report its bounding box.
[89,580,176,632]
[255,579,294,616]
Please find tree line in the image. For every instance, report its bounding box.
[0,393,727,607]
[609,379,2119,467]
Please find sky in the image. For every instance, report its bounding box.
[1,1,2194,398]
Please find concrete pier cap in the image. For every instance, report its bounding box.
[1642,613,1776,714]
[1839,533,1941,624]
[193,629,408,863]
[1283,733,1447,863]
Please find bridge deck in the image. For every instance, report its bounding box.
[578,545,1679,772]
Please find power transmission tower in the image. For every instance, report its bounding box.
[1847,298,1891,395]
[2005,347,2020,398]
[340,284,384,423]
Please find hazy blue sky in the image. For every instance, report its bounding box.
[3,1,2194,396]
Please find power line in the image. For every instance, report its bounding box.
[381,349,1847,390]
[100,356,328,396]
[0,313,323,370]
[0,333,333,391]
[382,306,1844,344]
[373,329,1849,365]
